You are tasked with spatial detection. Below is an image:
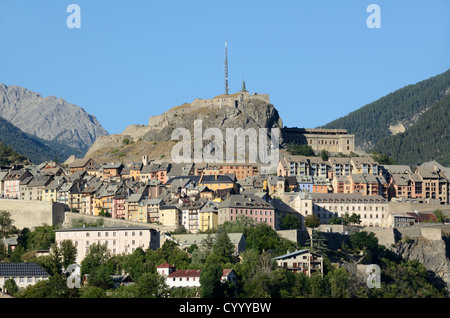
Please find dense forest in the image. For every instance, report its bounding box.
[322,69,450,165]
[0,212,446,299]
[372,94,450,166]
[0,116,84,164]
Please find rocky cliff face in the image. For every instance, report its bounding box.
[143,95,282,141]
[85,92,283,163]
[389,237,450,290]
[0,84,108,151]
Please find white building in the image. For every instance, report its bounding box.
[156,262,237,289]
[273,249,323,277]
[0,263,50,291]
[54,226,160,264]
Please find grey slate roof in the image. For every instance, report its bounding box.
[273,249,322,260]
[0,263,50,277]
[219,194,274,209]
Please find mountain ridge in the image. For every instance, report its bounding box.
[0,115,85,164]
[0,83,109,151]
[321,69,450,165]
[321,69,450,152]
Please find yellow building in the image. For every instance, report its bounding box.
[198,174,237,192]
[159,205,180,228]
[94,183,123,216]
[198,201,219,232]
[350,157,379,175]
[42,178,64,202]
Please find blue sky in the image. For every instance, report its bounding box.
[0,0,449,135]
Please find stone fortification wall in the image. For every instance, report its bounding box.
[388,201,450,214]
[84,134,129,158]
[364,227,397,246]
[63,212,177,234]
[119,125,153,139]
[148,92,271,129]
[365,224,446,247]
[0,199,66,230]
[277,229,309,246]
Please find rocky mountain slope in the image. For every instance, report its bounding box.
[0,116,84,164]
[85,92,283,163]
[0,84,108,151]
[389,236,450,291]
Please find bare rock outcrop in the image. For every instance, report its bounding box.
[0,84,108,151]
[389,237,450,290]
[85,91,283,163]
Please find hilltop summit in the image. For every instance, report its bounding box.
[0,84,108,151]
[84,90,283,162]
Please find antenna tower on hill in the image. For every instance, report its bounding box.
[225,41,229,95]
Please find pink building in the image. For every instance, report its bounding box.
[3,169,32,199]
[217,194,276,229]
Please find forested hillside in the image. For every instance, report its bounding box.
[0,116,84,164]
[0,143,29,165]
[322,69,450,152]
[372,94,450,166]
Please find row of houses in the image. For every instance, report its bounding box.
[278,154,450,204]
[1,155,448,234]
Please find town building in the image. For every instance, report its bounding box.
[159,205,181,228]
[156,262,237,289]
[273,249,323,277]
[178,199,207,233]
[3,168,33,199]
[0,263,50,290]
[218,194,276,229]
[281,128,355,154]
[54,226,159,264]
[311,193,388,227]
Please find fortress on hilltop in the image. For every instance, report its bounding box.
[148,88,269,129]
[84,41,356,161]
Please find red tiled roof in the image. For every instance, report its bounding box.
[222,269,233,277]
[166,268,234,278]
[156,262,175,268]
[405,212,438,222]
[168,269,202,278]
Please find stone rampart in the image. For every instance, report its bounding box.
[63,212,177,234]
[0,199,66,230]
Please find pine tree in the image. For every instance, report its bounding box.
[306,229,328,255]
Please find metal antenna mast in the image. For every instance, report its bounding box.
[224,41,229,95]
